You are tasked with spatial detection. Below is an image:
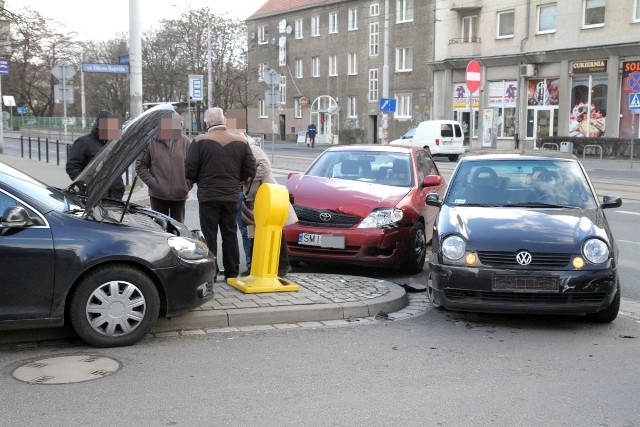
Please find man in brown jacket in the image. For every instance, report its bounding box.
[135,114,191,222]
[185,107,256,280]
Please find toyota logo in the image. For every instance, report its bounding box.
[516,251,532,266]
[319,212,332,222]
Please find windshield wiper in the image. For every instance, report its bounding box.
[506,202,576,208]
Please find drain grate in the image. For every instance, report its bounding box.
[13,355,121,385]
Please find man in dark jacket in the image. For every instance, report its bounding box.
[185,107,256,280]
[135,114,191,222]
[66,111,125,199]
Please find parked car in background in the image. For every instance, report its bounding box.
[425,153,622,322]
[390,119,469,162]
[284,145,446,273]
[0,104,216,347]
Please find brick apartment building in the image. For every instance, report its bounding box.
[247,0,640,149]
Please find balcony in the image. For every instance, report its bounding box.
[448,38,482,58]
[450,0,483,11]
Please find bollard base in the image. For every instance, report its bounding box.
[227,275,300,293]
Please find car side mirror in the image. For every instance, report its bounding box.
[601,195,622,209]
[422,174,444,189]
[426,193,442,207]
[1,206,35,228]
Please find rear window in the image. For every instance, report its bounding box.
[440,124,454,138]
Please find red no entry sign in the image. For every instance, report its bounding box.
[466,60,481,93]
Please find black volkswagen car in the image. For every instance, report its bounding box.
[425,153,621,322]
[0,104,216,347]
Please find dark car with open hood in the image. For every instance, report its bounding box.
[0,104,216,347]
[425,153,621,322]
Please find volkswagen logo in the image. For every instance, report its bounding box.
[516,251,532,266]
[319,212,332,222]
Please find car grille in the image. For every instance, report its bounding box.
[293,205,361,228]
[477,251,571,268]
[444,289,608,304]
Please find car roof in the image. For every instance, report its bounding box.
[460,152,578,162]
[324,144,420,154]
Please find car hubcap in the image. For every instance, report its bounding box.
[85,280,146,337]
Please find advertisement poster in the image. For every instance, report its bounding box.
[482,108,498,148]
[620,61,640,139]
[527,78,559,106]
[569,75,607,138]
[453,84,479,109]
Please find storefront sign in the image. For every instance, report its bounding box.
[571,60,607,74]
[622,60,640,77]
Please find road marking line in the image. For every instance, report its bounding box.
[621,298,640,322]
[616,211,640,216]
[618,239,640,245]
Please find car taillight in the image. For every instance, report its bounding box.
[435,138,440,146]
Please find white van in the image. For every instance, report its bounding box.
[389,120,469,161]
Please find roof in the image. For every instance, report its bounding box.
[247,0,345,20]
[461,152,579,161]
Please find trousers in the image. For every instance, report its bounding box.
[199,200,240,278]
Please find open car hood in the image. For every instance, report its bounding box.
[68,103,176,213]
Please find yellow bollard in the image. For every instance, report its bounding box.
[227,183,299,293]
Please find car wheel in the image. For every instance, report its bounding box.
[586,282,620,323]
[69,264,160,347]
[448,154,459,162]
[405,222,426,273]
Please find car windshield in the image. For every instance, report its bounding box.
[1,167,83,213]
[306,150,414,187]
[445,159,597,209]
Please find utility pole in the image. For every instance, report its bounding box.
[129,0,143,119]
[381,0,390,144]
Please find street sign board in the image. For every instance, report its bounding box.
[0,57,8,75]
[466,60,481,93]
[188,74,204,101]
[82,63,129,73]
[54,84,74,103]
[51,60,76,81]
[17,106,26,115]
[629,93,640,111]
[264,68,281,87]
[265,90,280,107]
[119,55,130,65]
[379,97,396,112]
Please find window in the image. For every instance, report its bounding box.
[348,8,358,30]
[370,2,379,16]
[294,98,302,118]
[329,12,338,33]
[635,0,640,22]
[488,81,518,138]
[258,99,267,117]
[312,57,320,77]
[395,94,412,119]
[348,96,357,118]
[537,3,557,33]
[328,55,338,76]
[395,47,412,72]
[368,69,379,102]
[258,63,268,81]
[311,16,320,36]
[295,58,303,78]
[497,10,515,38]
[369,22,379,56]
[295,18,303,39]
[583,0,605,27]
[396,0,414,23]
[258,25,268,44]
[279,74,286,104]
[462,15,478,42]
[348,52,358,75]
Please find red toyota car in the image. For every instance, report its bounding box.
[284,145,445,273]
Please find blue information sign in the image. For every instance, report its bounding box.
[82,63,130,74]
[630,93,640,111]
[379,98,396,112]
[17,106,26,115]
[0,58,8,75]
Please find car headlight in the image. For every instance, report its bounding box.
[442,235,466,260]
[582,238,609,264]
[168,236,209,261]
[358,208,403,228]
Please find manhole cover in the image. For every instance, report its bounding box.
[13,355,121,385]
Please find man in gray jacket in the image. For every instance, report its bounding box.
[185,107,256,280]
[135,114,191,222]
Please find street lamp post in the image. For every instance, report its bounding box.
[207,19,213,107]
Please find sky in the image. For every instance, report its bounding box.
[4,0,267,41]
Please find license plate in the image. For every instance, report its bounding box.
[298,233,345,249]
[491,275,559,293]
